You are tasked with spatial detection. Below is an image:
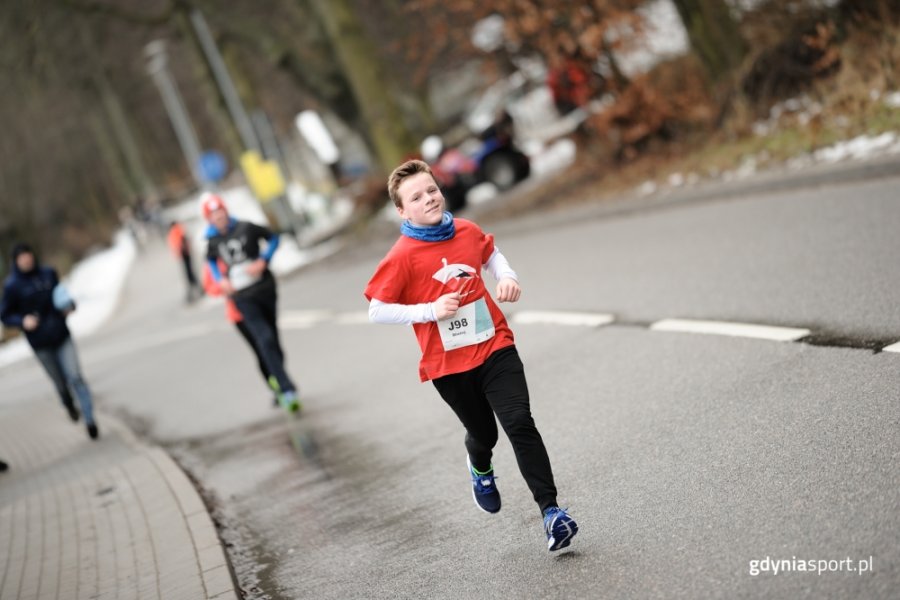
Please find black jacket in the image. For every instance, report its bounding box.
[0,262,71,349]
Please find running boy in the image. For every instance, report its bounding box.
[201,192,300,412]
[364,160,578,551]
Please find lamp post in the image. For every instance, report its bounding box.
[189,10,261,154]
[145,40,204,188]
[189,9,301,238]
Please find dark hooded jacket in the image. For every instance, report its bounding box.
[0,244,71,349]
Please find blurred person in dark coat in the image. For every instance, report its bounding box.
[0,243,99,439]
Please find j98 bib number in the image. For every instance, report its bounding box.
[437,298,495,351]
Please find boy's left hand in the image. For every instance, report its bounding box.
[496,277,521,303]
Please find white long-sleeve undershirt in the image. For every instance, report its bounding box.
[485,247,516,282]
[368,248,517,325]
[368,299,436,325]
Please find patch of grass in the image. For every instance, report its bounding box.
[863,100,900,133]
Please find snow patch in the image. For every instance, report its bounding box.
[813,132,899,163]
[883,91,900,109]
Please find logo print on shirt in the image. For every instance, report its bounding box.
[218,236,248,266]
[432,258,476,284]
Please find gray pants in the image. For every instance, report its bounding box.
[34,336,95,425]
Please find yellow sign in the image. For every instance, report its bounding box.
[240,150,286,202]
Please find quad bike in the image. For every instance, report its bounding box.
[422,111,531,212]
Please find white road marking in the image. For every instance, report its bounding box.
[280,310,334,329]
[881,341,900,353]
[258,307,854,351]
[512,311,615,327]
[333,311,371,325]
[649,319,810,342]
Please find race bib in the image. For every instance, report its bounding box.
[229,261,261,291]
[438,297,495,351]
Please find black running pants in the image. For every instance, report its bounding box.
[432,346,558,513]
[234,290,295,394]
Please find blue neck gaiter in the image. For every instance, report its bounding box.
[400,211,455,242]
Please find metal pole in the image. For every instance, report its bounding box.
[145,40,204,187]
[251,110,307,238]
[189,9,260,153]
[251,110,294,188]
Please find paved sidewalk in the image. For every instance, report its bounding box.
[0,402,239,600]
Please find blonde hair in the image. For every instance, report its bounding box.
[387,159,433,208]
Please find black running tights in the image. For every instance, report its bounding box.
[432,346,558,513]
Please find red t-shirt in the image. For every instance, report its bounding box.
[364,219,515,382]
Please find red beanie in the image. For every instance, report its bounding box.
[200,192,228,221]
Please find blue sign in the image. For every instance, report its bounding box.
[199,150,228,183]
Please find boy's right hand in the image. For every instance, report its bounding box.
[433,292,461,320]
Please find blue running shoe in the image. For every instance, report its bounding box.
[467,456,501,514]
[543,506,578,551]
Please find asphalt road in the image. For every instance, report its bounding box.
[2,166,898,599]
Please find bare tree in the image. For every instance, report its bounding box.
[308,0,420,173]
[670,0,747,86]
